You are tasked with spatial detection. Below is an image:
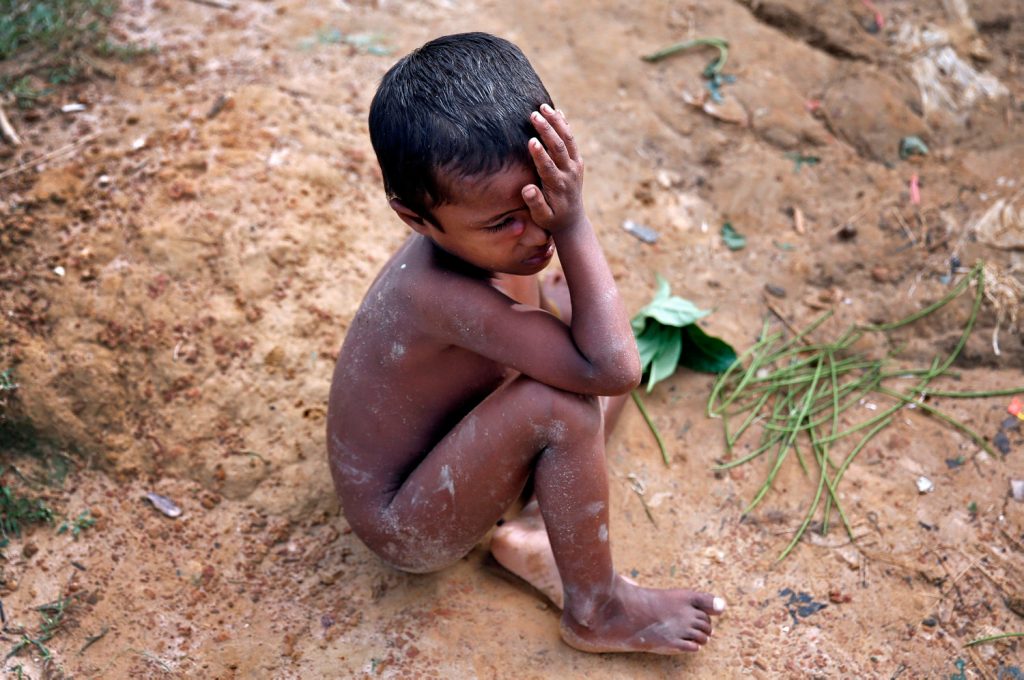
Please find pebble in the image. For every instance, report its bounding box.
[1011,479,1024,502]
[993,430,1011,454]
[916,476,934,494]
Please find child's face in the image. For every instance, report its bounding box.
[420,164,555,276]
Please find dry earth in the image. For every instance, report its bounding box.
[1,0,1023,677]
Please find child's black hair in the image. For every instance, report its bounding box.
[368,32,552,222]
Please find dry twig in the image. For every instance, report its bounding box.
[0,103,22,146]
[0,131,100,180]
[185,0,237,9]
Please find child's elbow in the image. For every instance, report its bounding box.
[600,355,642,395]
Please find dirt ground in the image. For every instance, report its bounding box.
[1,0,1023,677]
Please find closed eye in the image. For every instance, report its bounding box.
[484,216,516,233]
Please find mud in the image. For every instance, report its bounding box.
[1,0,1023,676]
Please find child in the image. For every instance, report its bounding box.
[327,32,725,655]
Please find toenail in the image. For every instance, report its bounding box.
[713,596,726,613]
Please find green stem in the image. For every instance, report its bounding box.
[964,631,1024,647]
[833,417,893,491]
[876,386,996,457]
[631,391,669,466]
[745,357,824,514]
[641,37,730,72]
[922,387,1024,398]
[777,432,829,562]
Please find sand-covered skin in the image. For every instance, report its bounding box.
[1,0,1023,676]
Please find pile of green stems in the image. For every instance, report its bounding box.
[707,263,1022,561]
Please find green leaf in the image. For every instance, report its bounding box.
[679,324,738,374]
[721,222,746,250]
[635,321,668,372]
[647,327,683,392]
[631,275,710,331]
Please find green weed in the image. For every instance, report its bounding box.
[0,483,54,547]
[5,594,77,661]
[0,0,151,105]
[57,510,95,538]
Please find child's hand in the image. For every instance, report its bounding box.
[522,104,585,234]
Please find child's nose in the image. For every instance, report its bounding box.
[521,220,550,246]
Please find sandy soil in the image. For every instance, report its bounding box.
[1,0,1023,676]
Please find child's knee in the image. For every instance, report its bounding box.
[510,376,602,439]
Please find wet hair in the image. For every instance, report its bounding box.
[368,32,552,221]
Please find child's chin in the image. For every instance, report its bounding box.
[509,260,551,277]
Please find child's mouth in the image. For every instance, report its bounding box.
[524,242,554,265]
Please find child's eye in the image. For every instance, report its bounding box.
[484,217,515,233]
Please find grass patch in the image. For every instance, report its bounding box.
[0,0,151,106]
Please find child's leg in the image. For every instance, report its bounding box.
[355,374,722,654]
[491,392,628,608]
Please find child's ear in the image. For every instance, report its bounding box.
[389,199,433,236]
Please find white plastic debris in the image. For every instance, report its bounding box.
[916,476,935,494]
[1012,479,1024,503]
[622,219,658,244]
[145,492,182,518]
[97,175,111,187]
[267,149,289,167]
[60,103,86,113]
[969,191,1024,250]
[131,136,147,151]
[896,23,1008,124]
[53,266,65,277]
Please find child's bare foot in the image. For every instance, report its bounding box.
[540,269,572,324]
[491,502,564,608]
[560,576,725,655]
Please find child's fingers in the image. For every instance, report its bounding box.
[528,136,560,186]
[540,104,579,161]
[530,111,570,170]
[522,183,553,225]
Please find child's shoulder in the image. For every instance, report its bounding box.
[370,241,505,325]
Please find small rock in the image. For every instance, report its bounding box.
[871,266,897,283]
[22,543,38,559]
[1011,479,1024,502]
[656,169,681,189]
[916,476,934,494]
[764,283,787,298]
[922,617,937,627]
[993,430,1011,455]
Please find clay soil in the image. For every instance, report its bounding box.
[1,0,1023,677]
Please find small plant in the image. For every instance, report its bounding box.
[0,483,54,547]
[57,510,95,538]
[5,594,76,661]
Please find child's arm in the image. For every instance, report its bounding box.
[424,106,640,396]
[521,105,640,390]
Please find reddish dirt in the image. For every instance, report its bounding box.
[1,0,1022,677]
